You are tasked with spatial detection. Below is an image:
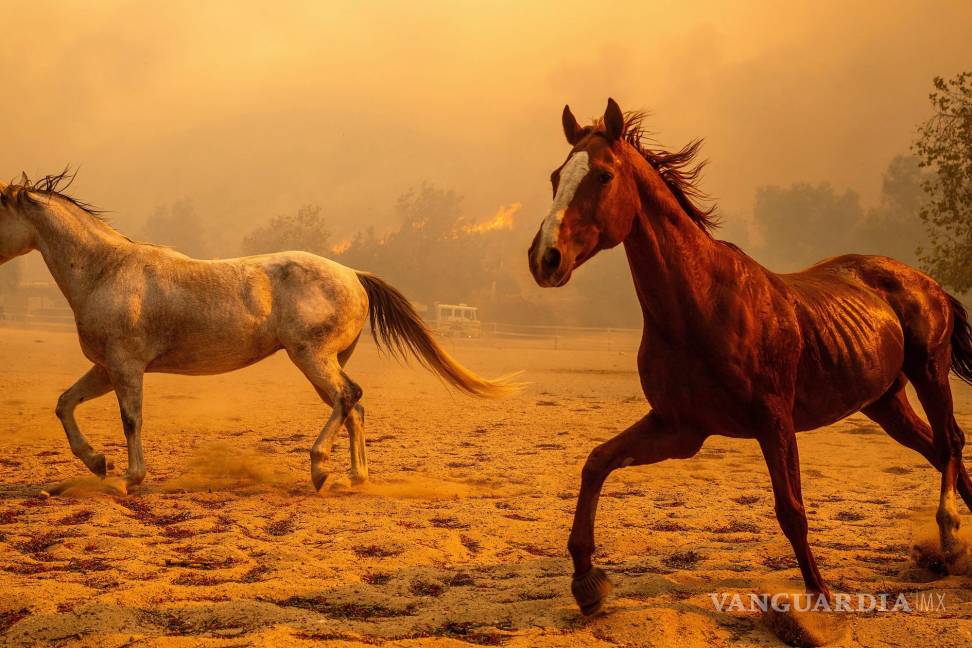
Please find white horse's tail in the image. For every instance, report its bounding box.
[356,272,523,398]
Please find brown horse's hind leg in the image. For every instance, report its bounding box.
[906,359,966,557]
[863,374,972,512]
[758,421,830,598]
[567,412,705,615]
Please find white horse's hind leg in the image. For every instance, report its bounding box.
[309,383,345,486]
[55,365,114,476]
[289,348,362,490]
[346,404,368,483]
[338,337,368,483]
[108,369,147,487]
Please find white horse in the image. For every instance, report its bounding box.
[0,172,518,491]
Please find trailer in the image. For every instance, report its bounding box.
[431,303,482,338]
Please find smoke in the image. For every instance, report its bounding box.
[2,1,970,310]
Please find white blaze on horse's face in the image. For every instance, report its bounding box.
[541,151,589,249]
[533,151,589,285]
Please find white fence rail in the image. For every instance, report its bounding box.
[0,301,642,351]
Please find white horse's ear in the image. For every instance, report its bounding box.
[562,105,584,145]
[604,98,624,141]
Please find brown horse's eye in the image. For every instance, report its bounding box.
[598,171,614,185]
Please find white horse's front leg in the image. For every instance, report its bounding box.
[55,365,115,476]
[109,367,147,487]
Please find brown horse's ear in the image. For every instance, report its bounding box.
[604,98,624,141]
[562,105,583,145]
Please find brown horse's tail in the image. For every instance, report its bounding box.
[948,293,972,386]
[356,272,523,398]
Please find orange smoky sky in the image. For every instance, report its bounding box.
[2,0,970,249]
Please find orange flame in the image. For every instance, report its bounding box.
[330,239,351,255]
[463,203,521,235]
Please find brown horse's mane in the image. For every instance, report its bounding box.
[1,168,104,217]
[588,112,718,233]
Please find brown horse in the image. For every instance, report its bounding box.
[528,98,972,616]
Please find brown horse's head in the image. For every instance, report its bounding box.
[528,98,640,287]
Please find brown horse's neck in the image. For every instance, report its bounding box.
[622,157,732,337]
[25,196,131,309]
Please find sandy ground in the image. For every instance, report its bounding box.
[0,325,971,647]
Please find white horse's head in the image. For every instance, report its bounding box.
[0,178,38,264]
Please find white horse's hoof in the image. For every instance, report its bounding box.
[91,453,108,477]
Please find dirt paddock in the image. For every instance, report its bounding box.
[0,325,970,646]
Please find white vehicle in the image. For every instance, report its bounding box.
[432,303,482,338]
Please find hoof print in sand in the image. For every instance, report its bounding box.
[764,598,848,648]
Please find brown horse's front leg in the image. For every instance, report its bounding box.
[757,424,830,598]
[568,412,706,615]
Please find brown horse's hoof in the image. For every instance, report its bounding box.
[571,567,613,616]
[311,471,327,492]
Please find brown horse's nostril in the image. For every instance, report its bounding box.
[541,248,561,273]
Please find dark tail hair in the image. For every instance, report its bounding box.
[356,272,523,398]
[948,293,972,386]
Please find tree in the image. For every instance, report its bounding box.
[339,226,382,271]
[914,72,972,292]
[854,155,928,264]
[394,183,463,240]
[399,185,487,303]
[241,204,330,256]
[336,183,488,304]
[144,199,209,258]
[752,182,863,271]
